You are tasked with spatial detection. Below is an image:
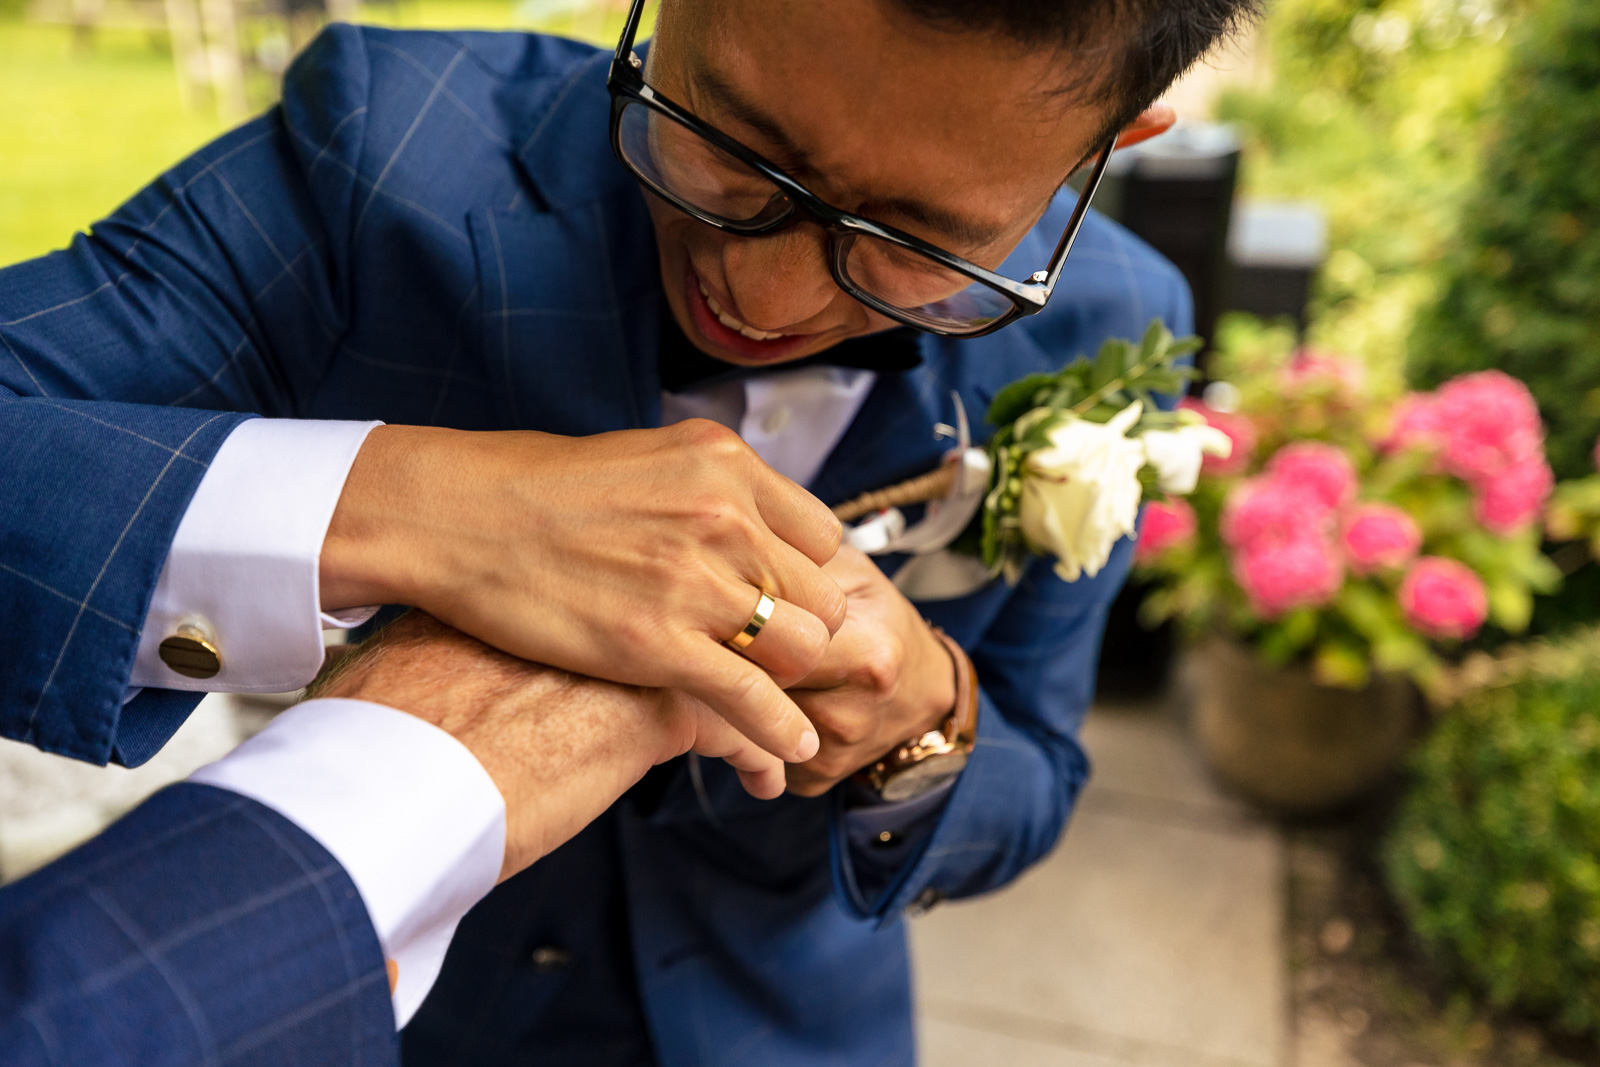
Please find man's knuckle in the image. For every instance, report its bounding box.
[793,621,830,668]
[814,510,843,555]
[854,642,902,694]
[685,498,757,545]
[682,419,750,463]
[613,616,665,660]
[830,717,871,747]
[676,417,735,447]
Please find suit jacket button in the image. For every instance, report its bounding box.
[158,625,221,679]
[908,887,945,917]
[529,945,572,971]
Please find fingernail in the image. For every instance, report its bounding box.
[794,729,820,763]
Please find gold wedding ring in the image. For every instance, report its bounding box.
[727,591,777,651]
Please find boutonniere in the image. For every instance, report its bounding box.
[838,320,1226,596]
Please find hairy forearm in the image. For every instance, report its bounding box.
[312,613,683,880]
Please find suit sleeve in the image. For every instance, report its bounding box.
[0,782,398,1067]
[831,258,1196,922]
[0,26,378,767]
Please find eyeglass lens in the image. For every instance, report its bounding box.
[615,99,1017,335]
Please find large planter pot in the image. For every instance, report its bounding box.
[1189,637,1419,815]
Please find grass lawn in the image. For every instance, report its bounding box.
[0,2,642,267]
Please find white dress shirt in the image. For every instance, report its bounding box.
[131,418,382,693]
[189,698,505,1028]
[134,367,876,696]
[138,367,880,1025]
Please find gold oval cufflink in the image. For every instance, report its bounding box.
[159,623,222,679]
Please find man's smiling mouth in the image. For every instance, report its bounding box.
[697,281,789,341]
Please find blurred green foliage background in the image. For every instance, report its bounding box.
[1408,0,1600,483]
[1387,630,1600,1037]
[0,1,640,266]
[1218,0,1600,634]
[1218,0,1522,383]
[0,20,224,265]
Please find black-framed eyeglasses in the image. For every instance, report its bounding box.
[605,0,1114,338]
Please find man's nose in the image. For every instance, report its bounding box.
[720,224,841,331]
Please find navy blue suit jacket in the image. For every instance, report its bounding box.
[0,782,396,1066]
[0,26,1191,1066]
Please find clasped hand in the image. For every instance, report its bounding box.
[320,419,848,765]
[320,422,955,797]
[784,547,956,797]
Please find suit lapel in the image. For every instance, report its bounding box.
[470,49,664,434]
[468,195,662,435]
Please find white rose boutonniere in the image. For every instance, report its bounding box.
[1138,417,1234,495]
[1018,402,1147,582]
[833,320,1206,593]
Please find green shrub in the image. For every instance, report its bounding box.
[1216,0,1514,373]
[1386,634,1600,1034]
[1407,0,1600,483]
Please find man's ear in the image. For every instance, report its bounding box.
[1113,103,1178,151]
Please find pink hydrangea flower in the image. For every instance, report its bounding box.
[1473,456,1554,535]
[1383,393,1445,454]
[1398,557,1489,641]
[1135,499,1197,563]
[1341,504,1422,574]
[1283,349,1365,395]
[1221,477,1331,549]
[1232,535,1345,618]
[1265,442,1357,514]
[1434,370,1545,483]
[1592,436,1600,473]
[1178,398,1257,476]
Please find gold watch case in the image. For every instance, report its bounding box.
[857,627,979,802]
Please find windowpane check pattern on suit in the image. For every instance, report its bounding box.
[0,25,1193,1067]
[0,782,398,1067]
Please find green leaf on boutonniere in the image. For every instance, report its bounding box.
[967,317,1201,581]
[987,372,1066,428]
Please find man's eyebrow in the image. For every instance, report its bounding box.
[690,66,1007,250]
[692,67,816,172]
[858,195,1007,250]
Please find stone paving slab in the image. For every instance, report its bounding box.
[921,1015,1158,1067]
[911,705,1287,1067]
[1081,698,1257,822]
[0,693,246,882]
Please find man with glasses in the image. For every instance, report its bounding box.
[0,0,1256,1063]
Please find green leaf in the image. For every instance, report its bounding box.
[1373,631,1430,674]
[1488,580,1535,633]
[1280,606,1320,649]
[1259,608,1319,663]
[1090,338,1128,393]
[987,372,1064,427]
[1314,640,1372,689]
[1336,583,1397,641]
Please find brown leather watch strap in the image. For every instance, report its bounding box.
[929,625,979,747]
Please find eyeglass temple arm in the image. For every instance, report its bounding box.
[614,0,647,66]
[1039,140,1116,294]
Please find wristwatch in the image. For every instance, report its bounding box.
[856,627,979,802]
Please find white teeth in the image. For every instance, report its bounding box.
[699,282,787,341]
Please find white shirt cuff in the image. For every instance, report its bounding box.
[189,698,506,1027]
[132,419,383,693]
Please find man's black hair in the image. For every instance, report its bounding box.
[896,0,1261,146]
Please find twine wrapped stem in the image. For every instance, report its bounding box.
[832,464,958,522]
